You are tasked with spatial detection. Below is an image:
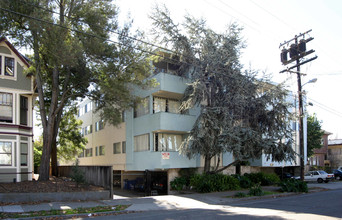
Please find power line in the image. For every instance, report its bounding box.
[10,0,176,55]
[216,0,259,27]
[201,0,261,33]
[308,97,342,118]
[0,6,190,67]
[249,0,298,33]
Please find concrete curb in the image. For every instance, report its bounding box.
[0,191,110,203]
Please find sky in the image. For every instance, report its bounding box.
[115,0,342,139]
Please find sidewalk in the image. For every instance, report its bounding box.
[0,185,325,214]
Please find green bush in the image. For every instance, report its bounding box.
[179,168,198,186]
[244,172,280,186]
[263,173,281,185]
[190,173,240,193]
[279,179,308,193]
[248,183,264,196]
[170,177,187,191]
[231,174,253,188]
[71,159,86,187]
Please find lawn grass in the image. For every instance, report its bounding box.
[0,205,129,219]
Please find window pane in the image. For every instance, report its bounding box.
[122,141,126,153]
[113,142,121,154]
[0,142,12,153]
[20,96,28,125]
[0,93,13,123]
[134,97,149,117]
[155,133,182,152]
[168,99,180,113]
[21,143,28,154]
[20,154,27,166]
[0,154,11,165]
[0,142,12,165]
[5,57,14,76]
[154,97,166,113]
[99,146,105,155]
[134,134,149,152]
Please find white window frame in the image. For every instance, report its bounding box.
[0,54,17,80]
[0,141,14,167]
[20,142,28,167]
[0,92,14,124]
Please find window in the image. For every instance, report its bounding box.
[4,57,14,76]
[134,134,149,152]
[95,120,104,132]
[153,97,166,113]
[134,97,149,118]
[153,97,180,114]
[20,96,28,125]
[84,125,92,135]
[20,143,28,166]
[78,150,84,158]
[99,146,105,156]
[85,102,92,113]
[0,142,12,166]
[0,92,13,123]
[85,148,93,157]
[113,142,121,154]
[154,133,183,151]
[95,146,98,156]
[122,141,126,154]
[80,128,85,137]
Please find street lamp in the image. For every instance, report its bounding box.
[299,78,317,181]
[302,78,317,87]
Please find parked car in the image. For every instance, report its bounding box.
[337,166,342,171]
[295,170,334,183]
[333,169,342,180]
[279,172,294,180]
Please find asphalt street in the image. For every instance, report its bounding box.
[81,186,342,220]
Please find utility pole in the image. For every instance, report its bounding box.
[279,29,317,181]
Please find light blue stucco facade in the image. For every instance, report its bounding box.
[125,72,201,171]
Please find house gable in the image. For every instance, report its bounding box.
[0,38,33,92]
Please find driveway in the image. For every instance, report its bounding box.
[308,180,342,189]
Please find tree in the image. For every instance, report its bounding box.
[0,0,151,180]
[150,6,295,173]
[33,136,43,173]
[57,106,87,162]
[307,114,324,157]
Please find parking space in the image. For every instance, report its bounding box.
[307,180,342,189]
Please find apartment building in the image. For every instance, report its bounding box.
[0,37,35,183]
[71,57,305,194]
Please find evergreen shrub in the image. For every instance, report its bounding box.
[279,179,308,193]
[170,177,187,191]
[190,173,240,193]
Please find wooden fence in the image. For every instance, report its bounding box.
[58,166,113,198]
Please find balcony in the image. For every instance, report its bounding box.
[133,112,196,134]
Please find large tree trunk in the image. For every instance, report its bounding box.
[50,139,58,177]
[203,155,212,174]
[39,121,55,181]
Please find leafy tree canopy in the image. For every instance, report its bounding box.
[150,5,295,173]
[0,0,152,180]
[307,114,324,157]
